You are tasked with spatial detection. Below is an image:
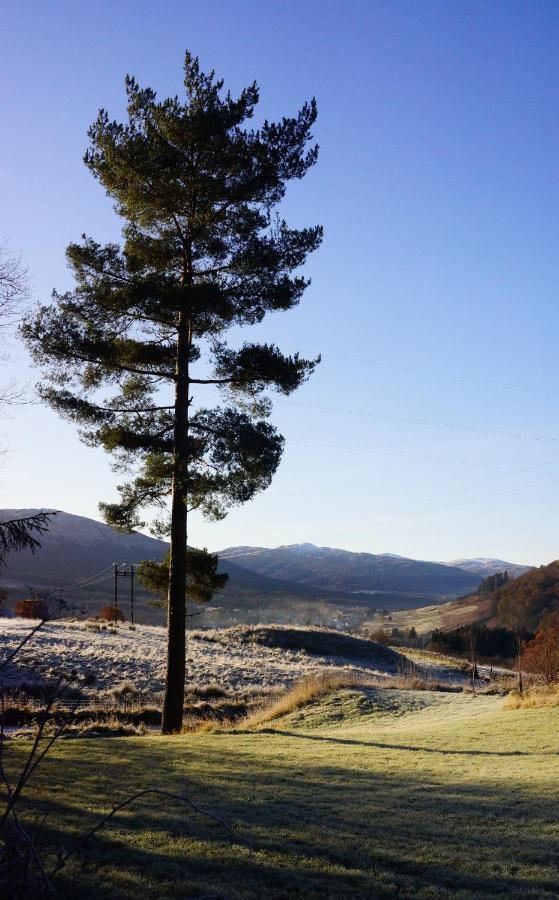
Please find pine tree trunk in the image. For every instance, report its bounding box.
[162,315,190,734]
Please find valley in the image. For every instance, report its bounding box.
[0,509,530,628]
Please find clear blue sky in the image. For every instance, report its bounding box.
[1,0,558,564]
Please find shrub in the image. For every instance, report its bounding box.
[185,683,228,700]
[111,681,137,700]
[99,604,125,622]
[369,627,391,645]
[14,597,49,619]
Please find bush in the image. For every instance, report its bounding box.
[99,604,125,622]
[185,683,228,700]
[14,597,49,619]
[369,627,391,645]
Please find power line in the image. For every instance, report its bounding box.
[57,565,115,592]
[323,353,559,396]
[394,472,555,523]
[323,468,557,538]
[56,559,159,595]
[289,438,515,471]
[68,572,113,590]
[284,398,559,444]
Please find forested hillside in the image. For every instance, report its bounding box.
[494,560,559,630]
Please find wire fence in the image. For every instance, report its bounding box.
[0,692,163,712]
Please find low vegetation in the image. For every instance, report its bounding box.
[242,671,356,727]
[99,605,126,623]
[13,597,49,619]
[504,684,559,709]
[5,688,559,897]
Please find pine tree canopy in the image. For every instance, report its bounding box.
[138,547,228,608]
[22,52,321,731]
[22,52,322,534]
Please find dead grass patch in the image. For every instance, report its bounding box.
[242,671,357,728]
[504,683,559,709]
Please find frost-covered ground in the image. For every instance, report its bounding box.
[0,618,400,694]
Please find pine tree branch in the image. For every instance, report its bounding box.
[189,377,235,385]
[97,405,175,413]
[41,342,174,380]
[0,511,55,565]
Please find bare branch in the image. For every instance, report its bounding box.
[0,242,29,326]
[50,782,242,878]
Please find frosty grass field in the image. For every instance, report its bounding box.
[3,618,559,897]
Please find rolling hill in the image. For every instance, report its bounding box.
[0,510,399,624]
[0,510,529,627]
[389,561,558,636]
[492,560,559,631]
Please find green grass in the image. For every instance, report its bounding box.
[6,689,559,898]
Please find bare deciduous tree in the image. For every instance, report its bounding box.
[0,244,55,575]
[0,242,28,328]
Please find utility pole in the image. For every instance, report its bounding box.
[113,563,135,624]
[113,563,119,623]
[130,564,135,626]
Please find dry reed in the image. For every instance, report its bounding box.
[504,683,559,709]
[242,671,355,728]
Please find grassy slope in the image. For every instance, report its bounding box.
[9,691,559,899]
[384,595,494,635]
[387,559,559,638]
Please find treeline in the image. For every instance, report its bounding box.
[430,624,528,660]
[478,571,509,596]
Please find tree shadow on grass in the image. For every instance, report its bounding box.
[13,736,559,899]
[260,728,552,756]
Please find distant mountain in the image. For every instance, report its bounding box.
[445,558,531,580]
[3,512,528,627]
[0,510,385,625]
[219,543,482,596]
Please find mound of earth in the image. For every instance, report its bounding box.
[0,620,405,695]
[268,685,442,731]
[200,625,404,670]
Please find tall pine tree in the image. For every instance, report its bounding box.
[22,53,322,732]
